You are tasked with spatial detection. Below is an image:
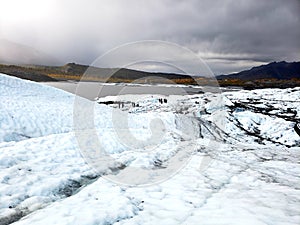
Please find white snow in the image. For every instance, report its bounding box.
[0,73,299,225]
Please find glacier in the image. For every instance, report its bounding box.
[0,73,299,225]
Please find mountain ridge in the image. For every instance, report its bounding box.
[217,61,300,80]
[0,62,197,83]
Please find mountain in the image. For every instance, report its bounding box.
[217,61,300,80]
[61,62,196,80]
[0,62,198,84]
[0,64,57,82]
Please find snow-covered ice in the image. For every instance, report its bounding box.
[0,73,299,225]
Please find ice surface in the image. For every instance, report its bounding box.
[0,73,299,225]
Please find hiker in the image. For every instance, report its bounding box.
[294,123,300,136]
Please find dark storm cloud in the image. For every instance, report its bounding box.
[0,0,299,74]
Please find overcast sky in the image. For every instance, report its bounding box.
[0,0,299,74]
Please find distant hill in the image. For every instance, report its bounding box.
[0,63,199,84]
[0,64,57,82]
[217,61,300,80]
[61,63,197,81]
